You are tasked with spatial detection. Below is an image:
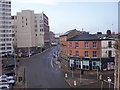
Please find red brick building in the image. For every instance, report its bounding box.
[67,34,101,70]
[59,29,82,67]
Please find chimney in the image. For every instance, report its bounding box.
[106,30,111,36]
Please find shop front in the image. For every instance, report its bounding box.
[68,57,101,70]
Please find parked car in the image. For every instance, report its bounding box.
[0,75,15,80]
[0,84,12,89]
[0,78,15,86]
[3,64,15,68]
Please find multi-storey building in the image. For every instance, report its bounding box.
[67,34,101,70]
[60,29,118,70]
[0,0,13,56]
[59,29,82,68]
[12,10,50,53]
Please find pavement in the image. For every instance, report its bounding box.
[61,64,114,88]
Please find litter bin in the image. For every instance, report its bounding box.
[81,69,84,75]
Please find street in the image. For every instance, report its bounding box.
[20,46,70,88]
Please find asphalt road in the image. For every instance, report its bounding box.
[21,46,70,88]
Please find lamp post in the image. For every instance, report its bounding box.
[80,58,83,83]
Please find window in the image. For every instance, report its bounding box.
[22,17,23,19]
[84,51,89,57]
[108,51,112,57]
[75,60,81,69]
[35,25,37,27]
[93,51,97,57]
[92,61,100,70]
[26,23,27,25]
[69,42,72,48]
[26,18,27,21]
[75,51,79,56]
[75,42,79,48]
[84,42,88,48]
[35,34,37,36]
[35,29,37,32]
[93,42,97,48]
[83,61,89,70]
[70,50,72,56]
[108,41,112,48]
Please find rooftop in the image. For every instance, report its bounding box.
[67,34,100,41]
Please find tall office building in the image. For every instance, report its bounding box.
[12,10,50,50]
[0,0,13,56]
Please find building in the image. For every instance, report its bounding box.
[59,29,82,68]
[67,34,101,70]
[60,29,117,70]
[97,30,117,70]
[12,10,50,54]
[114,36,120,89]
[11,16,17,48]
[49,31,55,45]
[0,0,13,56]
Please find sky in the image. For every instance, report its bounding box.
[11,0,119,34]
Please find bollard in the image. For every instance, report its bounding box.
[99,74,102,80]
[74,81,77,86]
[65,73,68,78]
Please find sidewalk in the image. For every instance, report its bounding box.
[13,66,26,88]
[61,64,114,88]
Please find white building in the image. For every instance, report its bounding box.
[101,38,116,58]
[12,10,50,49]
[0,0,13,56]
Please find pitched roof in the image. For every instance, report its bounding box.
[67,34,100,41]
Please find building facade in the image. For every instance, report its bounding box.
[67,34,101,70]
[0,0,13,56]
[12,10,50,51]
[59,29,82,68]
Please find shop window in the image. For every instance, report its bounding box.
[82,61,89,70]
[92,61,100,70]
[75,60,81,69]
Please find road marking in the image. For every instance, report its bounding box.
[51,57,54,68]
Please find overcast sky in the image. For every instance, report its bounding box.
[11,0,118,34]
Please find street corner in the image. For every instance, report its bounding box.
[65,77,97,88]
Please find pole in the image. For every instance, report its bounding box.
[101,80,103,90]
[24,67,25,88]
[28,47,30,57]
[100,39,102,71]
[14,49,17,80]
[72,69,74,78]
[97,69,98,79]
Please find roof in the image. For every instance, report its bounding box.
[97,34,119,40]
[67,34,100,41]
[60,30,75,37]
